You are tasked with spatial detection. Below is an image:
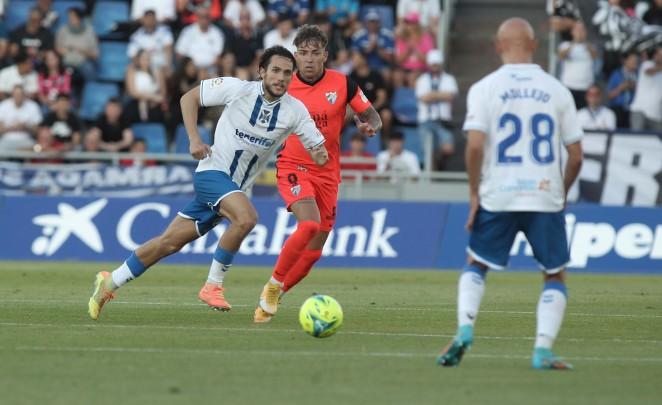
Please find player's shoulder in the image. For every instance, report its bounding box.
[324,69,348,83]
[282,93,310,115]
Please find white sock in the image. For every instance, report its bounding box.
[457,270,486,327]
[110,262,134,290]
[535,288,567,349]
[207,259,231,285]
[269,276,284,288]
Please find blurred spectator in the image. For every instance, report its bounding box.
[377,131,421,181]
[39,94,82,151]
[643,0,662,26]
[267,0,310,27]
[120,139,157,166]
[34,126,65,158]
[547,0,581,42]
[82,128,102,153]
[416,49,457,170]
[315,0,359,26]
[176,7,225,72]
[0,86,42,151]
[263,14,296,54]
[314,14,350,72]
[340,132,377,172]
[351,9,395,74]
[228,9,263,79]
[224,0,266,30]
[36,0,59,30]
[178,0,223,25]
[86,98,134,152]
[38,49,72,108]
[390,69,419,126]
[56,7,99,82]
[131,0,177,24]
[558,22,597,109]
[125,50,166,124]
[167,57,199,131]
[128,10,174,74]
[577,85,617,130]
[395,12,435,73]
[593,0,639,77]
[216,51,245,79]
[9,8,54,60]
[607,52,638,127]
[397,0,441,36]
[350,51,392,136]
[0,52,38,99]
[630,47,662,131]
[0,5,7,68]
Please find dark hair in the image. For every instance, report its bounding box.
[15,51,30,65]
[107,97,121,105]
[143,9,156,17]
[351,132,367,143]
[389,131,404,141]
[294,24,328,49]
[55,93,71,101]
[258,46,296,71]
[68,7,84,20]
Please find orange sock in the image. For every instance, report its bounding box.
[283,249,323,292]
[271,221,320,282]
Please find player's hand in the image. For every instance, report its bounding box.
[465,195,480,231]
[190,140,212,160]
[354,115,377,137]
[310,144,329,166]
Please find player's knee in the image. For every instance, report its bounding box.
[298,220,320,239]
[234,211,258,235]
[158,236,184,256]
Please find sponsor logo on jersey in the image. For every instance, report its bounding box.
[538,179,551,191]
[235,128,276,148]
[290,184,301,196]
[258,109,272,125]
[325,91,337,104]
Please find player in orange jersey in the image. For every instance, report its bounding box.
[254,25,382,322]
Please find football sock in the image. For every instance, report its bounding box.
[110,252,147,290]
[535,280,567,350]
[207,247,235,285]
[457,264,487,328]
[271,221,320,282]
[282,249,323,292]
[269,276,284,288]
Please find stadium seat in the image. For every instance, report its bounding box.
[390,87,418,125]
[51,0,86,31]
[79,82,119,121]
[92,1,130,36]
[397,126,424,163]
[360,5,395,29]
[174,124,211,154]
[97,41,130,82]
[4,0,33,32]
[132,123,168,154]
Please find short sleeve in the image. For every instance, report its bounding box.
[347,77,372,114]
[415,75,428,98]
[291,102,325,150]
[558,41,571,52]
[559,89,584,145]
[199,77,250,107]
[463,83,489,133]
[161,27,174,46]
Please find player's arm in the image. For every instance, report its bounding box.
[563,141,583,195]
[293,105,328,166]
[354,105,382,137]
[560,88,584,200]
[308,143,329,166]
[465,130,485,223]
[180,86,211,160]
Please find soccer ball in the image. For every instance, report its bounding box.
[298,294,343,338]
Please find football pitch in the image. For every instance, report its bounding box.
[1,262,660,405]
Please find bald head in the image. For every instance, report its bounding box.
[496,18,537,64]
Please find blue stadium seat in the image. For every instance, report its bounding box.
[97,41,130,82]
[341,125,382,156]
[390,87,418,125]
[174,124,211,154]
[79,82,119,121]
[397,126,424,163]
[92,1,130,36]
[360,5,395,30]
[132,123,168,154]
[51,0,86,31]
[4,0,33,32]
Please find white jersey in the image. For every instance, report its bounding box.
[196,77,324,190]
[463,64,583,212]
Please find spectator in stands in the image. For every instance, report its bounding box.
[127,10,174,75]
[178,0,223,25]
[37,49,72,108]
[315,0,359,27]
[34,125,65,158]
[131,0,177,24]
[36,0,59,30]
[607,52,639,128]
[9,8,54,60]
[120,139,157,167]
[82,128,102,155]
[0,86,42,151]
[228,9,263,80]
[416,49,458,171]
[350,51,392,136]
[643,0,662,26]
[577,85,617,130]
[630,46,662,131]
[340,132,377,173]
[87,98,134,152]
[313,13,350,72]
[593,0,637,77]
[395,12,435,73]
[548,0,581,42]
[216,51,245,79]
[377,131,421,181]
[351,9,395,75]
[39,94,82,151]
[263,14,296,54]
[397,0,441,36]
[167,57,199,132]
[390,68,419,126]
[56,7,99,82]
[175,7,225,73]
[558,22,597,109]
[0,52,39,99]
[125,50,166,124]
[224,0,266,30]
[267,0,310,27]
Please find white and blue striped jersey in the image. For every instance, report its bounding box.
[195,77,324,190]
[463,64,583,212]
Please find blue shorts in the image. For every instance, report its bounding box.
[467,208,570,274]
[178,170,242,236]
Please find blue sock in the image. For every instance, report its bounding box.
[126,252,147,278]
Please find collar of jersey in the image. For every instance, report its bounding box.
[501,63,540,69]
[258,82,283,105]
[296,69,326,86]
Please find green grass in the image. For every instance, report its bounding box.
[0,261,661,405]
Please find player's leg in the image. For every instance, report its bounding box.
[524,211,573,370]
[437,208,518,366]
[88,215,199,320]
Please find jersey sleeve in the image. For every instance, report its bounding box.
[290,101,325,150]
[463,83,489,133]
[559,88,584,145]
[199,77,250,107]
[346,76,372,114]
